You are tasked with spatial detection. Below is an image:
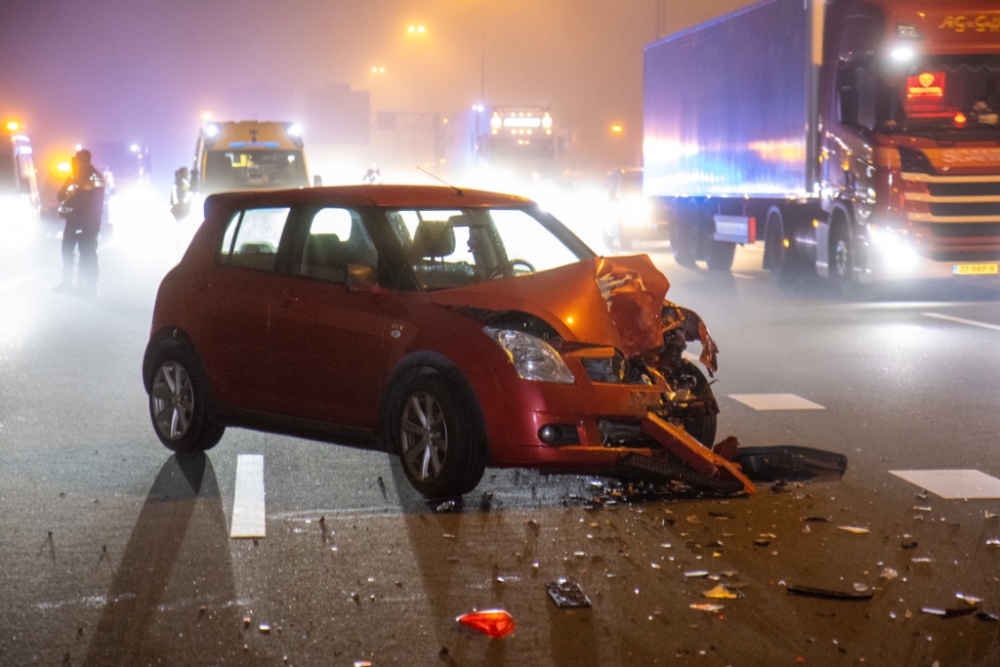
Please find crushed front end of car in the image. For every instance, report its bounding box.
[431,254,754,495]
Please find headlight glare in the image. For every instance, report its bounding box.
[484,327,575,384]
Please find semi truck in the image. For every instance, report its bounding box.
[193,121,310,195]
[446,105,557,182]
[644,0,1000,291]
[0,120,40,224]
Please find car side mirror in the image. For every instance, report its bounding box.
[313,175,323,187]
[346,264,375,292]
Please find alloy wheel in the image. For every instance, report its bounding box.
[400,390,448,481]
[151,361,195,440]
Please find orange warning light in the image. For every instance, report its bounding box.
[954,113,967,125]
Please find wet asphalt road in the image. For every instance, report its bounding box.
[2,188,1000,666]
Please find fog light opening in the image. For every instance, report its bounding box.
[538,424,580,445]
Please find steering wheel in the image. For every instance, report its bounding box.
[487,259,536,280]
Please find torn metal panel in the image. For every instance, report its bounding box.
[640,414,755,494]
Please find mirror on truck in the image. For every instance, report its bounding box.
[837,62,877,132]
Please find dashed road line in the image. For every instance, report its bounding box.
[922,312,1000,333]
[231,454,266,538]
[729,393,826,411]
[890,469,1000,500]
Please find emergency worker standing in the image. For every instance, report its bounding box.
[55,149,105,296]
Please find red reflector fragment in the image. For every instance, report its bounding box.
[457,609,516,638]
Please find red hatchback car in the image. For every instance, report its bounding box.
[143,185,726,498]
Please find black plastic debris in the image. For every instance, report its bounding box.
[614,452,744,496]
[733,446,848,482]
[976,612,999,622]
[943,606,978,619]
[901,540,919,550]
[547,579,592,609]
[786,584,873,600]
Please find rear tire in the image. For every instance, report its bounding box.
[705,240,736,271]
[393,374,487,499]
[765,210,801,284]
[148,346,225,452]
[670,221,698,268]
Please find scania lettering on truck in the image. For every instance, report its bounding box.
[644,0,1000,292]
[194,121,309,194]
[0,120,40,224]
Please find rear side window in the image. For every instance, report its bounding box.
[218,207,291,271]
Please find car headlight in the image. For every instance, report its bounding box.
[483,327,575,384]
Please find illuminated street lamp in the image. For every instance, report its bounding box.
[408,25,426,34]
[611,124,624,135]
[371,66,386,74]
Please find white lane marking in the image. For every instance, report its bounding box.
[890,469,1000,500]
[0,268,53,293]
[922,312,1000,332]
[231,454,266,538]
[731,272,755,280]
[729,393,826,411]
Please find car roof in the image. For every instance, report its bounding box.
[204,184,535,216]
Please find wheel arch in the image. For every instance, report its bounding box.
[378,351,492,465]
[142,327,203,393]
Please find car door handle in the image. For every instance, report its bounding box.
[279,290,296,307]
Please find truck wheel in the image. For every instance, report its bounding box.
[670,223,697,267]
[393,374,486,499]
[705,240,736,271]
[829,220,858,299]
[765,211,800,284]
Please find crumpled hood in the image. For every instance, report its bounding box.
[428,255,670,357]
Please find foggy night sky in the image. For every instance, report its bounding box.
[1,0,751,185]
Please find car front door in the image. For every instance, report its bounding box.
[269,205,393,429]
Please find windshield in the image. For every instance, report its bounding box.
[386,207,593,290]
[879,55,1000,134]
[204,149,307,191]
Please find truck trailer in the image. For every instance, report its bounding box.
[644,0,1000,291]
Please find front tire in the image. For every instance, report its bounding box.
[676,361,718,448]
[829,220,858,299]
[394,374,486,499]
[148,346,225,452]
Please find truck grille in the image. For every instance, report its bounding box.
[902,172,1000,224]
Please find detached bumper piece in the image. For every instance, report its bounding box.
[640,414,755,494]
[732,446,847,482]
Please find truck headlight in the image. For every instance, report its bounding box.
[484,327,575,384]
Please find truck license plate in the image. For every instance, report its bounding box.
[953,263,999,276]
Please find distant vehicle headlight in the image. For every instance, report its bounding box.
[484,327,575,384]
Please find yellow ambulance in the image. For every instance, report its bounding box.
[193,121,310,194]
